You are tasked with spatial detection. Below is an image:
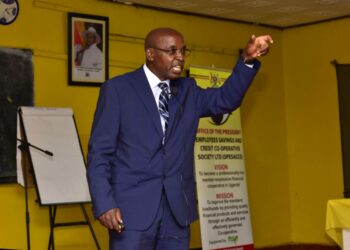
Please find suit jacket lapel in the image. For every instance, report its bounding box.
[130,67,163,138]
[165,80,181,140]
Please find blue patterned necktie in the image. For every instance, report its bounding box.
[158,82,170,134]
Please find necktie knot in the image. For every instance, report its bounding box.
[158,81,167,89]
[158,82,170,97]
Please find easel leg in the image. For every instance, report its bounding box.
[24,162,31,250]
[19,110,31,250]
[48,205,57,250]
[80,204,101,250]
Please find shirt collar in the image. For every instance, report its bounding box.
[143,64,170,89]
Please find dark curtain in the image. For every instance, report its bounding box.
[335,63,350,197]
[0,48,33,183]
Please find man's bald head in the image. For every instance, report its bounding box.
[144,27,186,80]
[144,28,183,49]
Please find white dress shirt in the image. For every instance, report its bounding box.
[143,64,170,133]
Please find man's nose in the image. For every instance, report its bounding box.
[174,51,185,60]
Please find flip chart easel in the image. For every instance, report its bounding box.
[18,106,100,250]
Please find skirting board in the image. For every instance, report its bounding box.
[191,244,340,250]
[256,244,340,250]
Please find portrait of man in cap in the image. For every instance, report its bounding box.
[75,26,103,69]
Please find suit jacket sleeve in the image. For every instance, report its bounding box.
[194,58,261,117]
[87,81,120,218]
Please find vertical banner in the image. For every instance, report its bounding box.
[190,66,254,250]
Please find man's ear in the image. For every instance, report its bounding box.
[146,48,154,61]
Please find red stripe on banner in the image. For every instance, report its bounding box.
[74,22,84,46]
[212,244,254,250]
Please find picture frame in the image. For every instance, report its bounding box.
[68,12,109,86]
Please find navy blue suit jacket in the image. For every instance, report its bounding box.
[87,59,260,230]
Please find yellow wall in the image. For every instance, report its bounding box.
[0,0,300,249]
[283,19,350,244]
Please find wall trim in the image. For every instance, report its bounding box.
[256,243,340,250]
[191,244,340,250]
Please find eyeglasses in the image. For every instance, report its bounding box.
[151,47,191,57]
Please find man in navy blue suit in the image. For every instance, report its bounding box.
[87,27,273,250]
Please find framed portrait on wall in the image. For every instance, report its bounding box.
[68,12,109,86]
